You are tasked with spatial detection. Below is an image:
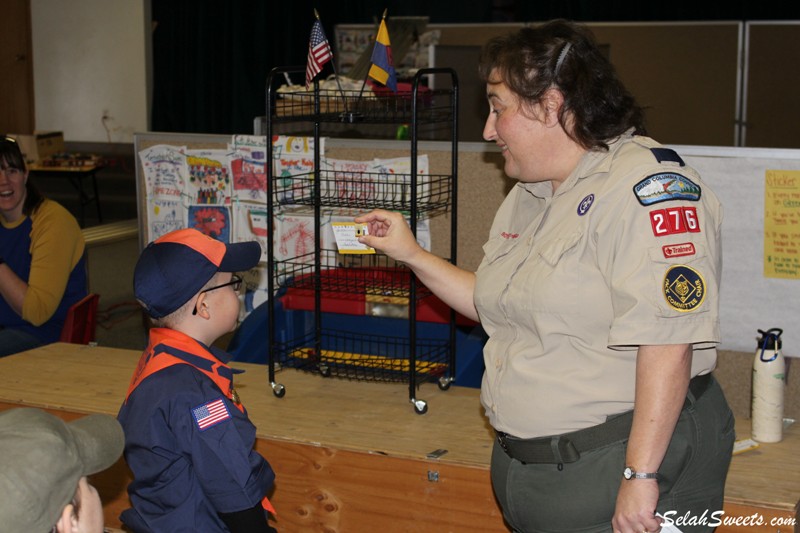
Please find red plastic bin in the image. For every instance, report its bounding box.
[280,267,476,326]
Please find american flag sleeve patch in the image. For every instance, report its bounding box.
[192,398,231,431]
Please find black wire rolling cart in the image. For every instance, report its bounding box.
[265,66,459,414]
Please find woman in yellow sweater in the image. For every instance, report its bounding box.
[0,136,87,356]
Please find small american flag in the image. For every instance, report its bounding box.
[305,20,332,88]
[192,398,230,431]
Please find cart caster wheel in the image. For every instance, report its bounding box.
[412,399,428,415]
[271,382,285,398]
[319,365,331,377]
[437,377,453,390]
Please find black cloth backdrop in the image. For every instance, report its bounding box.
[151,0,800,135]
[151,0,494,134]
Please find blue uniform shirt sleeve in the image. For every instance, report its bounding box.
[182,388,275,512]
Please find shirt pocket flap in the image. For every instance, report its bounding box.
[537,231,583,266]
[482,235,519,264]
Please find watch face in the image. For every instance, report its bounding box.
[623,467,633,479]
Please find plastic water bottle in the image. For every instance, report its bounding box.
[751,328,785,443]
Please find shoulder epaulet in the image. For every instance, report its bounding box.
[650,147,685,167]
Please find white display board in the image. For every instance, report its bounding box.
[671,145,800,357]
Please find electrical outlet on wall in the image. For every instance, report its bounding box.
[101,109,115,142]
[99,108,134,143]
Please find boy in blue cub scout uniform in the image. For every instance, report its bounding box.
[118,228,277,533]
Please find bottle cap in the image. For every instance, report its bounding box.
[756,328,782,351]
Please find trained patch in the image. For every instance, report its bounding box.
[663,265,706,312]
[192,398,230,431]
[662,242,696,258]
[633,173,701,206]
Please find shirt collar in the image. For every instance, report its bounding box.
[519,129,634,199]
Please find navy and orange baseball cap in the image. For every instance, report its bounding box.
[134,228,261,318]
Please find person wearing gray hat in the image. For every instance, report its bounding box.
[0,407,124,532]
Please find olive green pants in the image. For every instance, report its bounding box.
[490,376,735,533]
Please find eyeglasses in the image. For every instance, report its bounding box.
[203,274,242,294]
[192,275,243,315]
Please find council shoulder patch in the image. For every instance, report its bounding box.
[633,173,701,206]
[663,265,706,312]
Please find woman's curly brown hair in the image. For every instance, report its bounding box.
[479,20,647,151]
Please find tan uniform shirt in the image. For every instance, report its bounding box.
[474,132,722,438]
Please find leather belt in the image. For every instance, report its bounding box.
[496,373,713,465]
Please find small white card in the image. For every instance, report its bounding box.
[656,513,685,533]
[331,222,375,254]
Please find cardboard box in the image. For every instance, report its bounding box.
[10,131,65,164]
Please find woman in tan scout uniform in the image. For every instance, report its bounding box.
[357,20,734,533]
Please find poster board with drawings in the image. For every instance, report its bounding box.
[134,132,433,320]
[672,144,800,357]
[135,132,276,318]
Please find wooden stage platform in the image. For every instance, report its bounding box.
[0,343,797,532]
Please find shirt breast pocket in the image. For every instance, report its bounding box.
[482,235,520,264]
[536,231,583,267]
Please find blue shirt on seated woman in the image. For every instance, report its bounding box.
[0,136,87,356]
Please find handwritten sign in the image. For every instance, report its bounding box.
[764,170,800,279]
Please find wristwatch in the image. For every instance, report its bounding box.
[623,466,658,480]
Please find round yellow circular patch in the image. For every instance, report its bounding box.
[663,265,706,312]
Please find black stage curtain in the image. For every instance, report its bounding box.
[151,0,799,135]
[151,0,493,135]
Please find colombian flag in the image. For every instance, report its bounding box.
[368,19,398,93]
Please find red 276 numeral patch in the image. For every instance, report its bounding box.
[649,206,700,237]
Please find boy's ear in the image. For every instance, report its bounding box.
[55,502,77,532]
[194,292,211,319]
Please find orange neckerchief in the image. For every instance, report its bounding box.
[125,328,242,411]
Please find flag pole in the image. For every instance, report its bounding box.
[313,9,350,118]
